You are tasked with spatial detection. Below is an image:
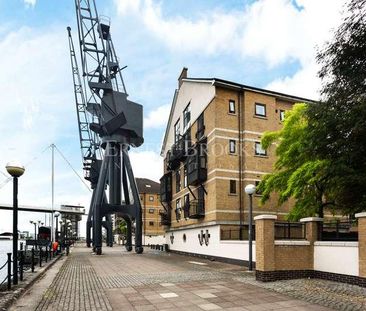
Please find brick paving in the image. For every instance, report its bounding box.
[26,244,342,310]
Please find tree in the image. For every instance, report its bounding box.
[114,217,127,235]
[258,104,335,220]
[307,0,366,213]
[259,0,366,218]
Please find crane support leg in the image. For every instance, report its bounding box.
[124,216,132,252]
[93,143,111,255]
[86,188,96,247]
[122,147,143,254]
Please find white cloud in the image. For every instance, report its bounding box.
[114,0,141,14]
[24,0,36,8]
[129,150,163,182]
[144,104,170,129]
[114,0,347,99]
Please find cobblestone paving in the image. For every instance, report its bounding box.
[33,244,366,310]
[234,276,366,311]
[35,249,112,311]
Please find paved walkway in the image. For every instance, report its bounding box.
[9,244,364,311]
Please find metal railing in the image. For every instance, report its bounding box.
[0,244,63,292]
[274,222,306,240]
[220,226,256,240]
[320,220,358,241]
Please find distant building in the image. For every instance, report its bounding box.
[136,178,165,238]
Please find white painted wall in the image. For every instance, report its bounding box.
[163,81,215,157]
[314,241,359,276]
[144,235,166,245]
[166,225,255,262]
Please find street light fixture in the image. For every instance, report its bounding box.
[245,184,256,271]
[6,162,25,285]
[54,212,60,242]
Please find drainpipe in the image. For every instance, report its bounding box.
[238,90,243,240]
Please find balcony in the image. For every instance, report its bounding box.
[188,199,205,219]
[167,133,191,170]
[183,201,190,218]
[159,210,171,226]
[187,141,207,186]
[160,172,172,202]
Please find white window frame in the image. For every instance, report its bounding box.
[229,100,235,113]
[255,103,266,117]
[255,142,267,156]
[229,140,236,154]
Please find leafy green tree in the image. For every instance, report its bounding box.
[259,0,366,219]
[307,0,366,213]
[114,217,127,235]
[258,104,335,220]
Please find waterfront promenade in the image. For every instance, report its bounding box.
[8,244,366,310]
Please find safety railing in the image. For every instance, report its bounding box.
[275,221,306,240]
[0,244,64,292]
[320,220,358,241]
[220,225,256,240]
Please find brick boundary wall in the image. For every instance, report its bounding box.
[254,214,366,286]
[256,270,366,287]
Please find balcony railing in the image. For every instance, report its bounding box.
[160,172,172,203]
[187,142,207,186]
[188,199,205,219]
[159,210,171,226]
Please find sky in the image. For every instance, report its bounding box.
[0,0,348,236]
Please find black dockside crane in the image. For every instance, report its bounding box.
[67,0,144,255]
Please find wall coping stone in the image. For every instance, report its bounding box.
[355,212,366,219]
[300,217,323,222]
[314,241,359,247]
[254,215,277,221]
[274,240,310,246]
[220,240,256,245]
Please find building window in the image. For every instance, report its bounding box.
[183,103,191,132]
[229,100,235,113]
[149,221,154,226]
[184,166,187,188]
[140,195,144,201]
[230,180,236,194]
[255,103,266,117]
[149,208,155,214]
[176,169,181,192]
[280,110,285,121]
[149,195,154,201]
[255,142,267,156]
[229,140,236,154]
[174,119,180,144]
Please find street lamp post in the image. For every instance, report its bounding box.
[245,184,256,271]
[54,212,60,242]
[6,162,25,285]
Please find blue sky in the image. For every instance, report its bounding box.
[0,0,347,234]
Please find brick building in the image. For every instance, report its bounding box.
[136,178,165,238]
[159,68,313,250]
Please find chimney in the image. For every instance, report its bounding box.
[178,67,188,88]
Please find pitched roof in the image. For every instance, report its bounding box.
[160,73,317,156]
[135,178,160,194]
